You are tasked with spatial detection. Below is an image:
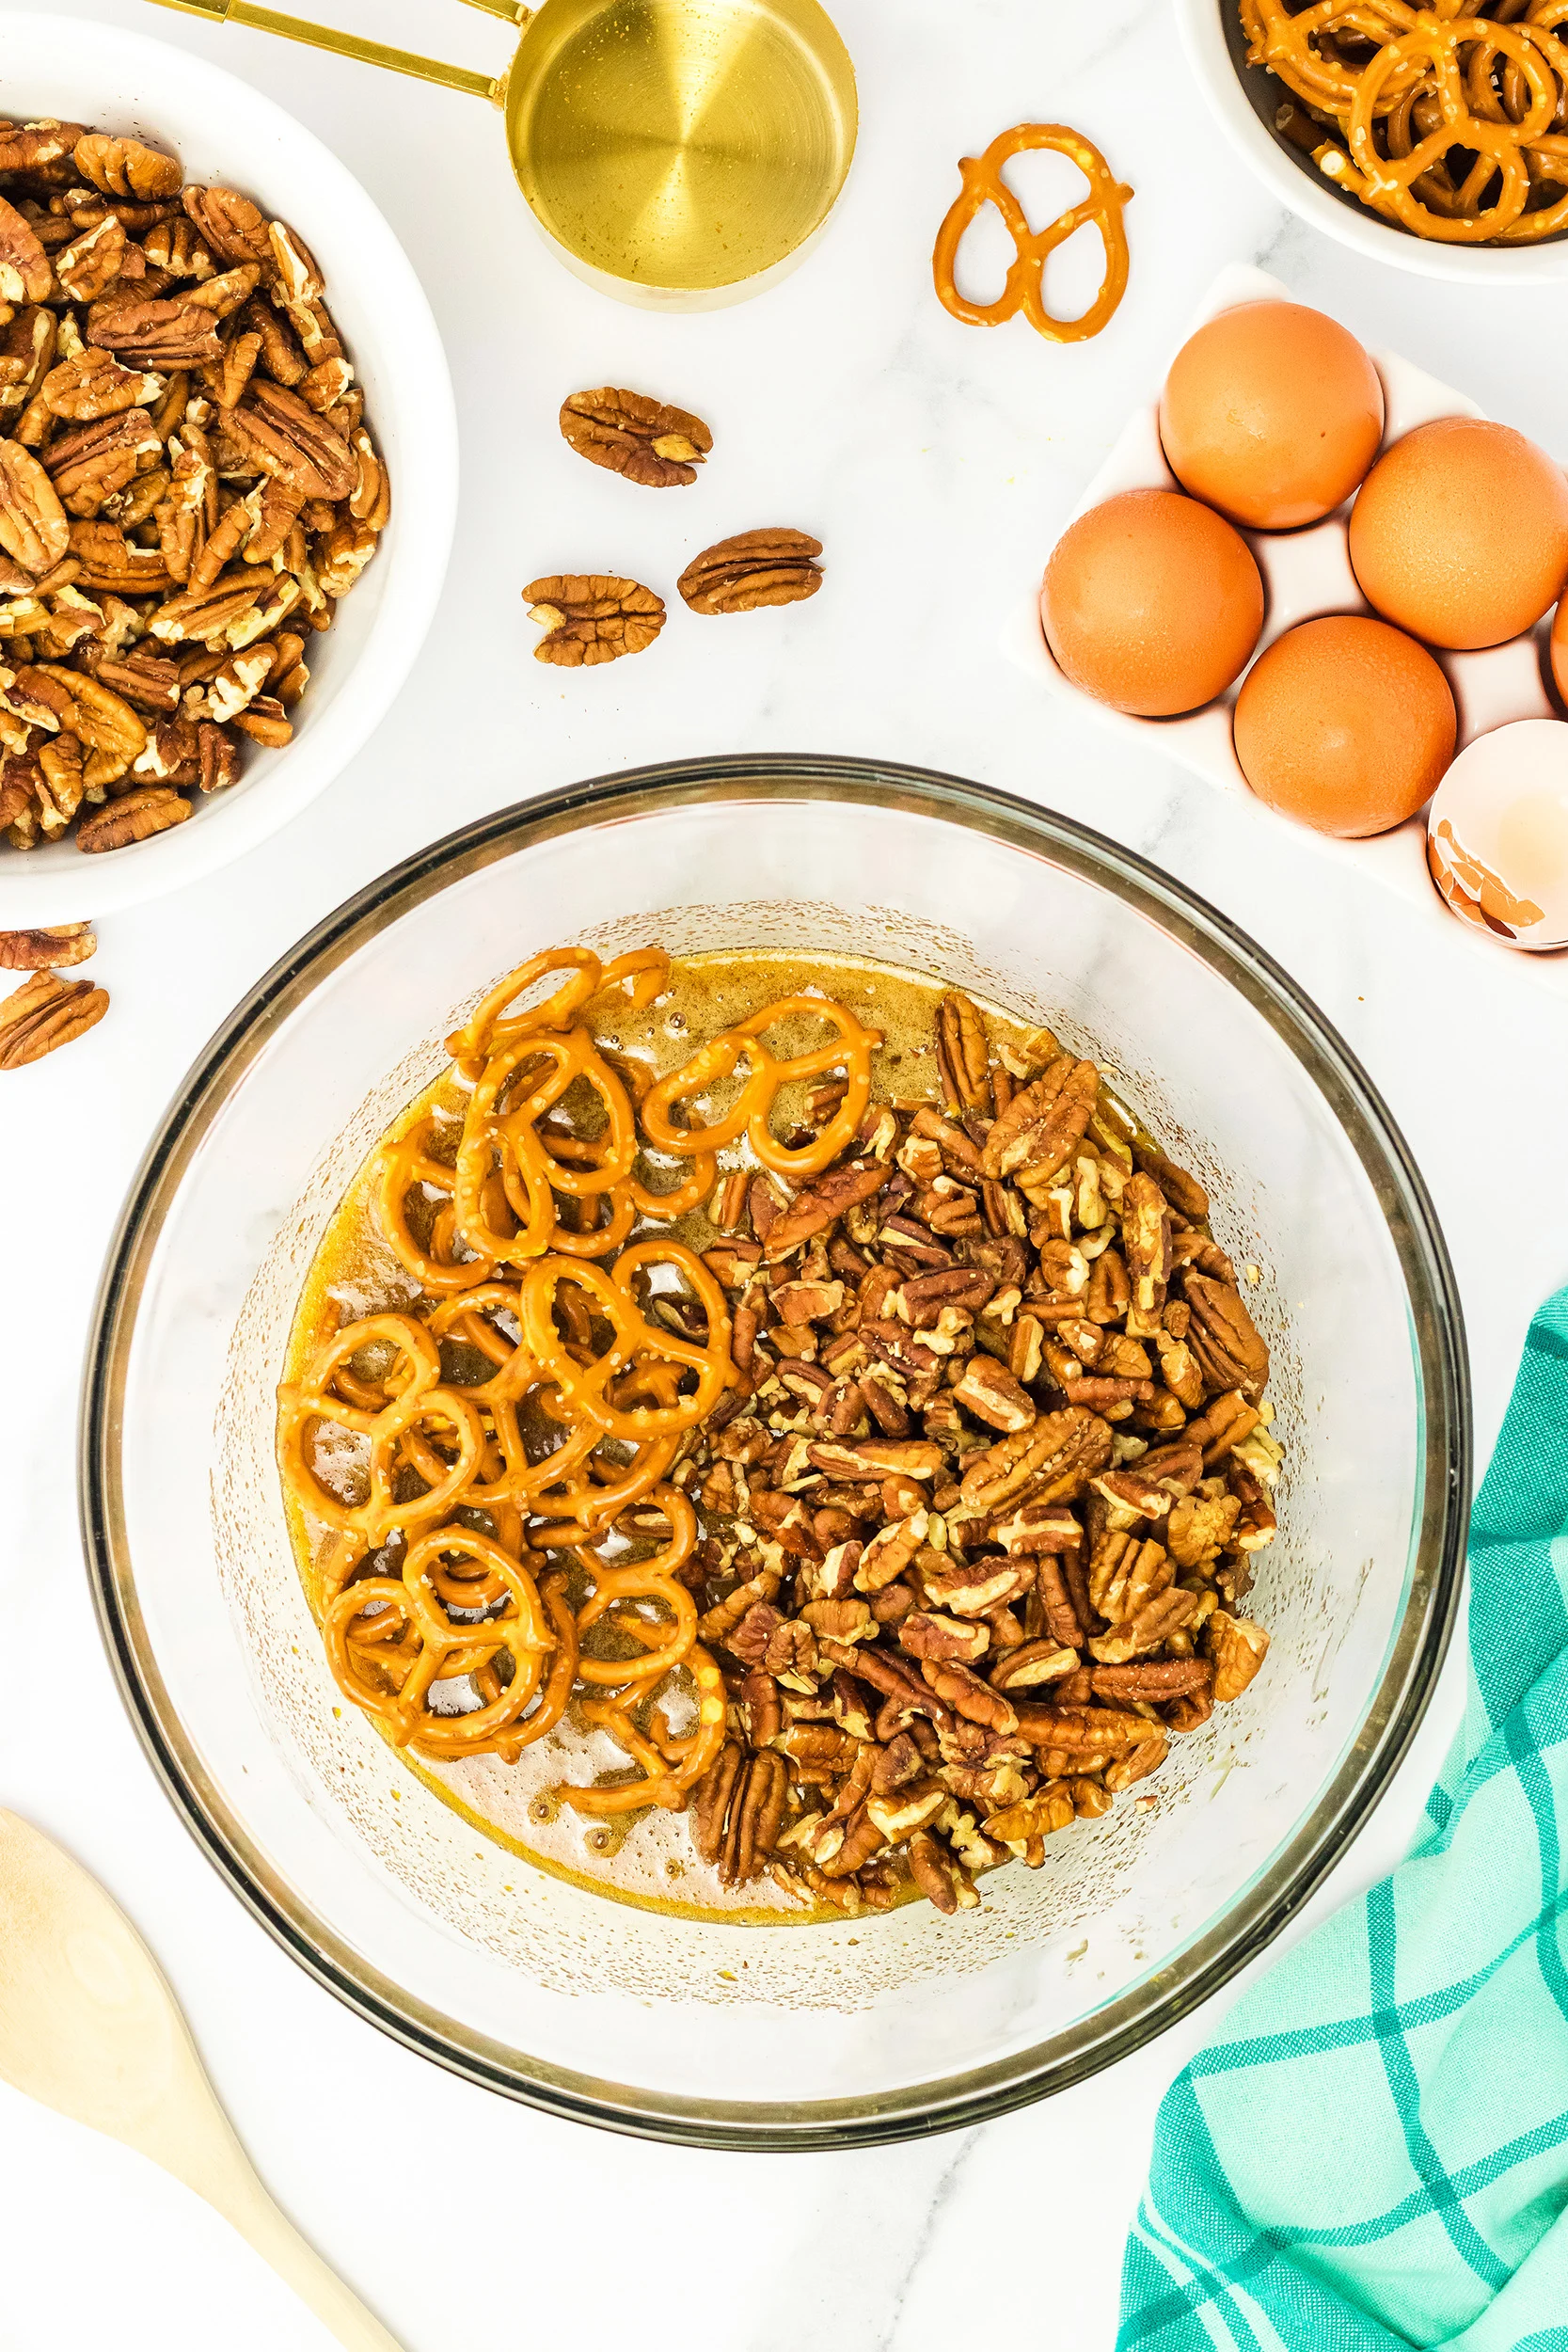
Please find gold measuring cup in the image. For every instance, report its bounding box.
[153,0,858,309]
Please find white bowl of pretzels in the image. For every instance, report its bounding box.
[1177,0,1568,281]
[0,12,456,926]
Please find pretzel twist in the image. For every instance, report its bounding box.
[641,995,880,1177]
[932,123,1133,344]
[1242,0,1568,242]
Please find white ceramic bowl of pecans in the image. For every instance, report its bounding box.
[0,12,456,927]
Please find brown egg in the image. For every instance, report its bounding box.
[1160,301,1385,531]
[1348,417,1568,650]
[1553,599,1568,710]
[1233,615,1455,837]
[1041,488,1264,718]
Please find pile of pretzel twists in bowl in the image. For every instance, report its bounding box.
[278,946,1283,1922]
[1243,0,1568,243]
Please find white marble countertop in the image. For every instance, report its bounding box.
[6,1,1568,2344]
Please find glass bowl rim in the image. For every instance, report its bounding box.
[79,754,1471,2151]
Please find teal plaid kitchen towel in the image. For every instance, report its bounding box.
[1118,1288,1568,2352]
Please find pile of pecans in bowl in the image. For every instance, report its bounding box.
[0,117,388,858]
[678,991,1280,1917]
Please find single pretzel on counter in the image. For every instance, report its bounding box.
[932,122,1133,343]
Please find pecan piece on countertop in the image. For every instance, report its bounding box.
[677,527,823,615]
[0,967,108,1068]
[0,923,95,970]
[560,387,713,487]
[75,785,190,851]
[523,574,665,667]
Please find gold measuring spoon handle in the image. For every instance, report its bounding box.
[148,0,526,103]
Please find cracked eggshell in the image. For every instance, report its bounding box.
[1426,718,1568,950]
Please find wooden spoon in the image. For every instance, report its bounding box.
[0,1809,404,2351]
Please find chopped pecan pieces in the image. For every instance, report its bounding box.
[524,574,665,667]
[666,965,1286,1917]
[560,386,713,486]
[677,527,823,615]
[0,966,108,1067]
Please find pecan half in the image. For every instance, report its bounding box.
[523,575,665,667]
[763,1160,888,1260]
[1207,1611,1270,1703]
[69,519,173,596]
[227,380,354,499]
[0,196,51,305]
[0,922,95,970]
[959,1406,1113,1512]
[952,1354,1037,1434]
[0,439,69,578]
[677,528,823,615]
[1183,1273,1270,1399]
[33,664,145,784]
[0,122,89,178]
[89,298,221,369]
[897,1611,990,1664]
[76,785,190,851]
[936,991,992,1114]
[561,387,712,487]
[46,410,163,517]
[1121,1170,1172,1339]
[43,348,163,422]
[982,1054,1099,1195]
[0,967,108,1067]
[182,185,272,268]
[55,214,125,303]
[74,134,183,201]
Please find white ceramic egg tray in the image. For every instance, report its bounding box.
[1004,262,1568,993]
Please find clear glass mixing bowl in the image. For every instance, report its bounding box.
[81,758,1469,2148]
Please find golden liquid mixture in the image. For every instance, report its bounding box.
[282,948,1044,1923]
